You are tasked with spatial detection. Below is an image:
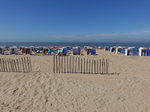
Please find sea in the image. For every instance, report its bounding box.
[0,42,150,48]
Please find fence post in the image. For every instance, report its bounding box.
[94,60,96,74]
[72,56,74,73]
[25,58,27,72]
[89,59,91,74]
[104,59,106,74]
[4,59,7,72]
[56,56,58,73]
[21,57,24,72]
[84,58,86,74]
[18,58,21,72]
[16,59,19,72]
[92,59,93,74]
[99,59,101,74]
[1,58,3,72]
[103,59,105,74]
[0,58,2,72]
[81,58,82,74]
[12,58,15,72]
[78,57,80,73]
[25,57,28,72]
[101,59,103,74]
[53,55,55,73]
[86,59,88,74]
[26,57,30,72]
[29,57,32,72]
[64,56,65,73]
[106,59,109,74]
[70,56,71,73]
[75,57,77,73]
[61,56,63,73]
[11,58,14,72]
[2,58,5,72]
[67,56,69,73]
[4,58,7,72]
[17,58,20,72]
[59,56,60,73]
[96,59,98,74]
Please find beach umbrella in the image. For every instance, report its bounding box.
[52,48,61,50]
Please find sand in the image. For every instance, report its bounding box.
[0,49,150,112]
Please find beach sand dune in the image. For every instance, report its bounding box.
[0,50,150,112]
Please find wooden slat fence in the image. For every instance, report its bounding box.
[0,57,32,73]
[53,55,109,74]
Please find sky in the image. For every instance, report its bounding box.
[0,0,150,42]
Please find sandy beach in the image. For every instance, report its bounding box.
[0,49,150,112]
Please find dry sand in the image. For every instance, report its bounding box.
[0,50,150,112]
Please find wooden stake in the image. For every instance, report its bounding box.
[78,57,80,73]
[86,59,88,74]
[29,57,32,72]
[62,56,64,73]
[16,59,19,72]
[99,59,101,74]
[104,59,106,74]
[1,58,5,72]
[94,60,96,74]
[27,57,31,72]
[61,56,63,73]
[25,57,28,72]
[89,59,91,74]
[15,59,18,72]
[18,58,21,72]
[91,60,93,74]
[64,56,66,73]
[106,59,109,74]
[59,56,60,73]
[0,58,2,72]
[22,57,26,72]
[16,58,19,72]
[74,57,76,73]
[24,57,27,72]
[2,58,5,72]
[84,58,85,74]
[97,59,99,74]
[70,56,71,73]
[67,56,68,73]
[4,58,8,72]
[0,58,3,72]
[56,55,58,73]
[53,55,55,73]
[13,59,16,72]
[102,59,105,74]
[11,58,14,72]
[72,56,74,73]
[81,58,82,74]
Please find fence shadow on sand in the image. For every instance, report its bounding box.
[53,55,119,75]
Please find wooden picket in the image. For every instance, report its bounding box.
[0,57,32,73]
[53,55,109,74]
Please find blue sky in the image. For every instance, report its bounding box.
[0,0,150,42]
